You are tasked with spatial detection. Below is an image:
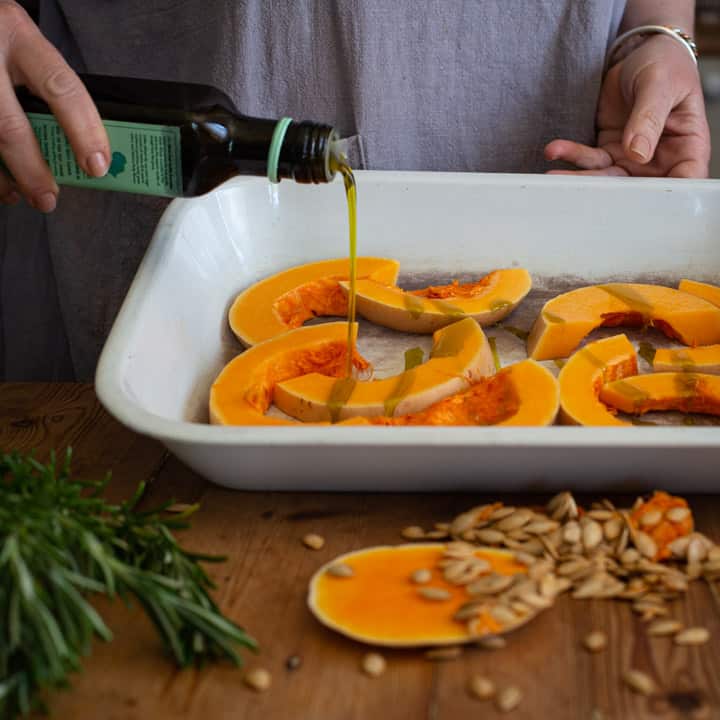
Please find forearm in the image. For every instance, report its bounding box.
[620,0,695,34]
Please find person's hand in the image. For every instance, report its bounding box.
[544,34,710,178]
[0,1,109,211]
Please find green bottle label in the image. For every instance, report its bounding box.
[27,112,183,197]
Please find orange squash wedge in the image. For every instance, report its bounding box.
[527,283,720,361]
[343,360,558,427]
[653,345,720,375]
[209,322,369,426]
[558,334,638,426]
[339,269,532,334]
[228,257,399,346]
[599,372,720,417]
[274,318,494,422]
[678,279,720,308]
[307,543,530,647]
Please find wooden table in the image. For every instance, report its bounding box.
[2,384,719,720]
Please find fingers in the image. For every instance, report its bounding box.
[546,167,629,177]
[669,159,709,179]
[10,17,109,179]
[0,71,58,211]
[544,140,614,170]
[622,68,675,165]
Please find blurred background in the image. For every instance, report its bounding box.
[698,0,720,175]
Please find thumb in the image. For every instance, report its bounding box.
[622,70,675,164]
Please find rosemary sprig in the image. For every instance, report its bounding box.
[0,450,256,718]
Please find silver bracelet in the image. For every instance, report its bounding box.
[605,25,698,72]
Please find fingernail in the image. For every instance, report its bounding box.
[87,151,108,177]
[629,135,651,162]
[33,192,57,213]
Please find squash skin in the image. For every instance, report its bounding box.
[653,345,720,375]
[229,257,399,346]
[339,269,532,333]
[678,279,720,309]
[528,283,720,361]
[558,334,637,426]
[307,543,529,647]
[600,372,720,417]
[209,322,367,426]
[274,318,495,422]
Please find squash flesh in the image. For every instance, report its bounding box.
[653,345,720,375]
[340,268,532,333]
[528,283,720,361]
[600,372,720,416]
[308,544,526,646]
[678,279,720,308]
[558,334,638,426]
[210,322,368,425]
[274,318,494,421]
[229,257,399,346]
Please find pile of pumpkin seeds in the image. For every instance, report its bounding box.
[402,491,720,644]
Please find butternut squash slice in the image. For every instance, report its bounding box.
[653,345,720,375]
[678,279,720,308]
[629,491,693,561]
[600,372,720,417]
[274,318,494,422]
[558,334,638,426]
[341,360,558,427]
[229,257,399,346]
[527,283,720,361]
[308,544,530,647]
[209,322,369,426]
[339,269,532,334]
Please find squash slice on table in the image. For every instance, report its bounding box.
[527,283,720,361]
[558,334,637,426]
[338,269,532,334]
[308,543,533,647]
[653,345,720,375]
[229,257,399,346]
[678,279,720,308]
[210,322,368,425]
[341,359,558,427]
[600,372,720,418]
[274,318,494,422]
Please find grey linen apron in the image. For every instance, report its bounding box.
[1,0,626,380]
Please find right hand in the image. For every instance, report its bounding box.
[0,1,109,212]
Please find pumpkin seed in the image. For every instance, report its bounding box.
[468,675,496,700]
[668,536,691,558]
[302,533,325,550]
[688,538,708,565]
[513,551,537,567]
[583,630,608,652]
[583,521,603,551]
[426,529,449,539]
[361,652,386,677]
[708,546,720,563]
[639,510,662,528]
[647,619,683,636]
[425,646,462,661]
[665,506,690,523]
[524,520,560,535]
[634,531,657,559]
[528,558,554,581]
[603,517,623,541]
[518,589,552,610]
[401,525,426,540]
[490,604,519,625]
[563,521,582,545]
[587,509,614,521]
[489,506,517,521]
[244,668,272,692]
[418,587,451,601]
[674,627,710,646]
[558,558,591,577]
[496,509,534,532]
[476,529,506,545]
[573,574,610,599]
[444,541,476,558]
[410,568,432,584]
[496,685,523,712]
[326,563,353,578]
[450,512,479,535]
[623,669,655,696]
[467,573,514,596]
[454,602,485,621]
[476,634,507,650]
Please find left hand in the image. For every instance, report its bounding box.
[544,34,710,178]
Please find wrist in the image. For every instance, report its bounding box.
[606,25,698,72]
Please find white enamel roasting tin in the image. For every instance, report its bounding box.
[96,172,720,491]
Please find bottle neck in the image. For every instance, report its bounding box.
[275,120,337,184]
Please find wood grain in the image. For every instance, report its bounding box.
[1,384,719,720]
